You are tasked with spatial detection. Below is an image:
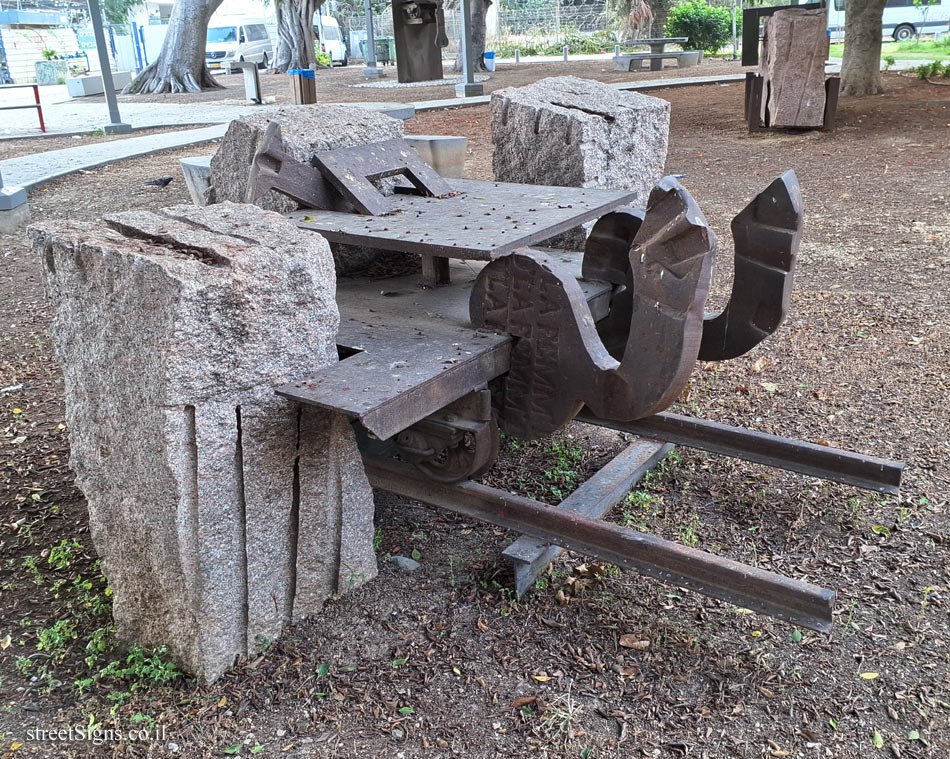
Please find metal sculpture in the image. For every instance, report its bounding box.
[392,0,449,83]
[470,173,801,440]
[246,135,904,634]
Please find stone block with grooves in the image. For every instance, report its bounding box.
[210,105,403,272]
[759,8,829,128]
[32,203,377,682]
[491,76,670,247]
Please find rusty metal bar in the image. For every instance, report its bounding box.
[578,411,904,495]
[365,458,836,632]
[503,439,672,597]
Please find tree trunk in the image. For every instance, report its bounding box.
[125,0,225,94]
[452,0,491,73]
[839,0,888,96]
[275,0,324,73]
[648,0,671,39]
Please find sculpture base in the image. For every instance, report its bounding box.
[455,82,484,98]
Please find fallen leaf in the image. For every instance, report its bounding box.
[218,696,227,707]
[750,357,770,373]
[872,729,884,748]
[761,382,778,393]
[860,672,880,680]
[510,696,536,709]
[619,634,650,650]
[531,674,552,682]
[908,730,920,741]
[477,619,490,633]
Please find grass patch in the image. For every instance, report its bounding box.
[829,37,950,61]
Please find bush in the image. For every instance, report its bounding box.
[665,1,734,54]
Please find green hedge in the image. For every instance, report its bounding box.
[665,1,735,54]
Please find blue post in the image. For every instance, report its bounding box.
[139,25,149,66]
[130,21,143,71]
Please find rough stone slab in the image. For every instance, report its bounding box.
[491,76,670,246]
[210,104,404,212]
[759,9,829,128]
[210,104,404,272]
[32,203,377,682]
[179,156,212,207]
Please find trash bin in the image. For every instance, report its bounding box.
[359,37,396,65]
[483,51,496,71]
[376,36,396,65]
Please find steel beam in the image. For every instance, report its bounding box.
[503,438,672,596]
[365,458,836,632]
[578,411,904,494]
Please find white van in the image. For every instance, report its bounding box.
[827,0,950,41]
[313,13,348,66]
[205,18,274,70]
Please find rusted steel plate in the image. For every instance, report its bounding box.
[579,411,904,494]
[503,438,673,597]
[312,138,455,216]
[287,179,638,260]
[364,456,836,632]
[699,171,802,361]
[246,121,341,209]
[470,178,717,439]
[279,329,510,443]
[277,259,613,441]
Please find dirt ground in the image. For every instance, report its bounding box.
[1,73,948,759]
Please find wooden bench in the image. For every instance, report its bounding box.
[612,50,703,72]
[0,84,45,132]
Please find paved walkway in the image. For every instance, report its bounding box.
[3,66,879,192]
[1,125,227,190]
[0,95,415,139]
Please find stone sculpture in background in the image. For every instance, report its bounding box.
[33,203,377,682]
[759,8,830,128]
[392,0,449,83]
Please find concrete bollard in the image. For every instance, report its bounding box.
[515,49,520,63]
[615,44,621,56]
[563,45,569,62]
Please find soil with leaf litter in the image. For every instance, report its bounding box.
[0,73,948,758]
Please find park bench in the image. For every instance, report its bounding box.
[0,83,45,132]
[613,49,702,72]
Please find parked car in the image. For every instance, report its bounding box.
[313,14,348,66]
[205,18,273,70]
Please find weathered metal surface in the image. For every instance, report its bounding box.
[822,76,840,132]
[364,454,836,632]
[579,411,905,494]
[277,259,613,441]
[582,207,645,360]
[311,138,455,216]
[245,121,340,209]
[288,179,639,260]
[699,171,802,361]
[392,0,449,84]
[503,438,673,596]
[470,178,717,439]
[394,389,498,482]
